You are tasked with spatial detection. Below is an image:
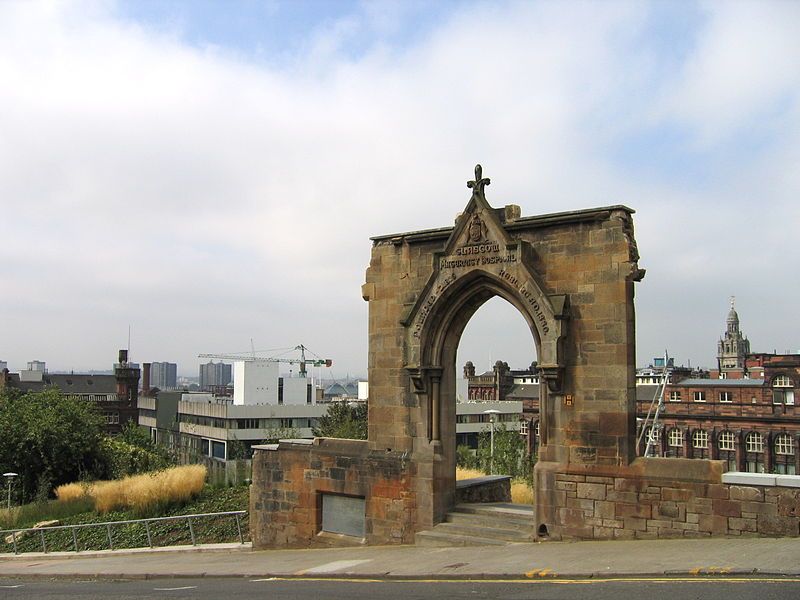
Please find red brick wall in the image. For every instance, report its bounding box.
[250,439,417,548]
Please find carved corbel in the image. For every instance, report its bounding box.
[406,367,427,394]
[539,365,563,394]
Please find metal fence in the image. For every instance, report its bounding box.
[1,510,247,555]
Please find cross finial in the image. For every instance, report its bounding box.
[467,164,490,196]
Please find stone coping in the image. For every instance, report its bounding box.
[370,204,635,243]
[721,471,800,488]
[455,475,512,490]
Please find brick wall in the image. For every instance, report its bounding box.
[250,439,416,548]
[536,458,800,540]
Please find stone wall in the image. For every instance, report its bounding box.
[455,475,511,504]
[536,458,800,540]
[250,438,416,549]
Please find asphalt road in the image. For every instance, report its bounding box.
[2,577,800,599]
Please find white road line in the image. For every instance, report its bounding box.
[0,585,24,588]
[296,559,373,575]
[153,586,198,591]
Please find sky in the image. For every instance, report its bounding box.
[1,0,798,378]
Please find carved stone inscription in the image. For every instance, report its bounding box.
[499,268,550,334]
[412,272,457,338]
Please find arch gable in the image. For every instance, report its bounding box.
[401,167,568,392]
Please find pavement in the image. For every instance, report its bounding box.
[1,536,800,581]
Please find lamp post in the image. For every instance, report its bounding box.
[483,409,501,475]
[3,472,18,511]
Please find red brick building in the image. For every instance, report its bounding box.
[636,305,799,475]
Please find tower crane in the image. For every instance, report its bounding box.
[198,344,332,379]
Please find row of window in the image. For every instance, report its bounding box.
[455,413,521,424]
[668,389,795,405]
[178,414,317,430]
[646,427,796,455]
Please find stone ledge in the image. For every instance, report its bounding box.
[722,472,800,488]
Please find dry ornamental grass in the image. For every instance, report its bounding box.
[55,465,207,515]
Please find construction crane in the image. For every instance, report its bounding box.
[637,351,671,457]
[198,344,332,379]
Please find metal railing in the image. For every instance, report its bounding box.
[1,510,246,555]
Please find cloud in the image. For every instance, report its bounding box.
[0,0,797,375]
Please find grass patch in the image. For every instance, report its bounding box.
[55,465,207,517]
[455,467,485,480]
[0,497,95,530]
[511,479,534,504]
[2,483,250,554]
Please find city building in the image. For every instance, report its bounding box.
[139,358,326,465]
[199,360,232,391]
[0,360,6,372]
[636,305,799,474]
[150,361,178,390]
[461,361,541,454]
[26,360,46,372]
[0,350,140,434]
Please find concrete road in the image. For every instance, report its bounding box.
[2,576,800,600]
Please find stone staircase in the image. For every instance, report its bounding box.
[415,503,535,547]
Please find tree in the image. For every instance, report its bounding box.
[99,422,175,479]
[475,422,531,480]
[312,401,367,439]
[0,388,108,502]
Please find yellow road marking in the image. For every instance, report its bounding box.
[249,576,800,584]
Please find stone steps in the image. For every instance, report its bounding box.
[415,503,535,547]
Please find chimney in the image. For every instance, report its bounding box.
[142,362,151,395]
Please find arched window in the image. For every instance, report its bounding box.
[692,429,709,449]
[718,430,736,451]
[668,428,684,447]
[775,434,795,456]
[745,432,764,453]
[773,376,795,405]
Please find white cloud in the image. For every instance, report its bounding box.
[0,0,797,374]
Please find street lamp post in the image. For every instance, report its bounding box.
[483,409,501,475]
[3,472,18,511]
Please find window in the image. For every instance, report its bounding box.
[719,391,733,403]
[211,440,226,460]
[668,428,684,447]
[719,430,736,451]
[519,419,528,436]
[775,434,795,456]
[103,411,119,425]
[745,432,764,453]
[692,429,708,449]
[669,391,681,402]
[645,426,661,445]
[534,421,540,438]
[693,391,706,402]
[773,376,795,405]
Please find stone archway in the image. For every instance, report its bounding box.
[251,164,649,545]
[363,164,643,532]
